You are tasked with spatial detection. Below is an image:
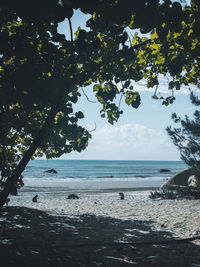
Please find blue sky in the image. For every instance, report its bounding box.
[58,8,198,161]
[66,85,197,161]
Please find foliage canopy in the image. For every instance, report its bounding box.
[0,0,200,206]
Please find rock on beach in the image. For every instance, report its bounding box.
[161,168,194,189]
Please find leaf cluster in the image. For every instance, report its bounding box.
[132,0,200,96]
[1,0,199,194]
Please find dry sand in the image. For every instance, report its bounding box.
[1,189,200,266]
[9,190,200,238]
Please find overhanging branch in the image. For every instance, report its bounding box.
[0,39,151,208]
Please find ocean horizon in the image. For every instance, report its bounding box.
[21,159,187,191]
[24,159,185,178]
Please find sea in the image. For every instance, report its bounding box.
[22,160,187,192]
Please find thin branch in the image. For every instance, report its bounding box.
[127,32,132,48]
[0,39,153,208]
[68,18,75,74]
[118,81,125,110]
[88,123,96,132]
[118,92,123,110]
[81,87,97,103]
[153,84,158,97]
[129,31,134,39]
[165,74,170,83]
[172,132,192,143]
[68,18,73,48]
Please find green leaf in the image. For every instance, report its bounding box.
[93,84,102,92]
[131,94,141,109]
[125,91,141,109]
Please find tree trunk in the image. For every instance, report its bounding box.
[0,101,60,208]
[0,67,93,208]
[0,42,147,208]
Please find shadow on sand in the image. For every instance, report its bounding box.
[0,206,200,267]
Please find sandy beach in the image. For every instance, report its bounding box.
[1,187,200,266]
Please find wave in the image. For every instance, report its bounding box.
[23,176,167,184]
[135,175,150,178]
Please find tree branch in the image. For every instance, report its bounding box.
[88,122,96,132]
[81,87,97,103]
[0,39,151,208]
[118,92,123,110]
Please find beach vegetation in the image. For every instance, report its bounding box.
[150,185,200,200]
[0,0,200,207]
[167,92,200,186]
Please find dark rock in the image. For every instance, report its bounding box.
[119,192,124,200]
[45,169,57,174]
[161,168,194,189]
[159,169,171,173]
[67,194,79,199]
[32,195,38,202]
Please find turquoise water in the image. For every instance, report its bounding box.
[24,160,186,179]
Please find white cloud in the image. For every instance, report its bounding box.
[63,123,180,160]
[130,76,192,95]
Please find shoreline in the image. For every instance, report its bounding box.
[22,177,166,191]
[19,186,160,193]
